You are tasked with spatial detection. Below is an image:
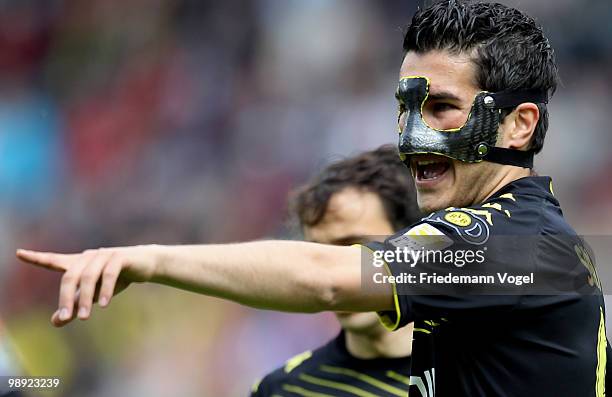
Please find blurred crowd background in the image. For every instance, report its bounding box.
[0,0,610,396]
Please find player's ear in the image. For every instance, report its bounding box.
[499,103,540,151]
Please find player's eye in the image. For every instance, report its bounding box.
[432,102,457,113]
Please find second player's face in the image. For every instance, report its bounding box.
[398,50,501,213]
[303,187,395,334]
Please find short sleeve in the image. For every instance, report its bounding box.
[362,241,413,331]
[606,339,612,393]
[363,211,531,323]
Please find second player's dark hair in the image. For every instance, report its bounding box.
[403,0,559,154]
[290,145,421,231]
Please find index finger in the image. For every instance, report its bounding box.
[16,249,73,272]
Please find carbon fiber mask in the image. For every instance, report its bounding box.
[397,76,547,168]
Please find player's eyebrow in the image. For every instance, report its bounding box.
[395,89,462,103]
[427,91,462,102]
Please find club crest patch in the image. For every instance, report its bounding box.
[444,211,472,227]
[426,209,490,245]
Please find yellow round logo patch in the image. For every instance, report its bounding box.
[444,212,472,227]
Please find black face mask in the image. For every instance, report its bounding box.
[396,76,547,169]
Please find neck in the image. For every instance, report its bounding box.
[344,323,414,359]
[478,166,531,204]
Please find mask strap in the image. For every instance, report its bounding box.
[477,144,534,168]
[477,88,546,168]
[484,88,548,109]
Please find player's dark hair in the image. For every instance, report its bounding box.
[403,0,559,153]
[290,145,421,231]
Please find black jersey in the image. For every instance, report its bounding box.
[250,331,411,397]
[364,176,607,397]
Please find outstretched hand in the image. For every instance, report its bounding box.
[16,246,161,327]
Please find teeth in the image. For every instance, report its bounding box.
[423,168,439,180]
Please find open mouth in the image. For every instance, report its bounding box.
[411,155,451,184]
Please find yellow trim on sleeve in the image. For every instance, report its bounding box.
[353,244,402,331]
[379,260,402,331]
[251,378,261,393]
[549,180,555,196]
[284,350,312,373]
[596,307,606,397]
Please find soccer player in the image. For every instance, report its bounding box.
[251,146,419,396]
[17,1,608,396]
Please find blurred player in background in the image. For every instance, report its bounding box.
[251,146,419,396]
[16,1,609,396]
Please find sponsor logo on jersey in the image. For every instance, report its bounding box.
[388,223,454,251]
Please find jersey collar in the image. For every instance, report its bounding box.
[490,176,558,205]
[331,331,411,368]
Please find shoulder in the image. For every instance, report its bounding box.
[253,349,314,394]
[386,205,500,250]
[422,201,518,241]
[389,177,565,246]
[252,342,332,395]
